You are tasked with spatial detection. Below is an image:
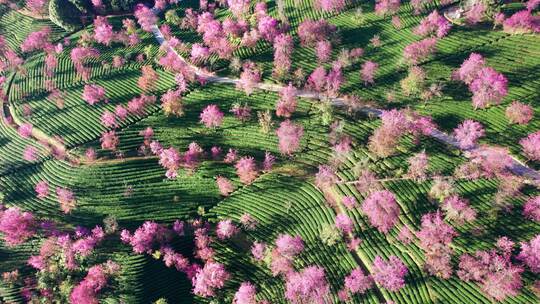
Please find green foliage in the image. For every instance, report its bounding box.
[48,0,83,31]
[109,0,139,12]
[67,0,92,13]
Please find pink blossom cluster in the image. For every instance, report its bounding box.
[315,165,338,191]
[237,61,261,96]
[453,119,485,150]
[523,196,540,222]
[70,261,119,304]
[335,213,354,234]
[520,131,540,161]
[21,27,53,53]
[417,211,457,278]
[216,219,239,240]
[71,47,100,81]
[134,4,158,32]
[285,266,330,304]
[276,83,298,118]
[453,53,508,109]
[374,0,400,16]
[93,16,115,46]
[35,180,49,198]
[192,262,230,297]
[56,187,76,213]
[517,234,540,273]
[371,255,408,291]
[343,267,373,296]
[276,120,304,155]
[273,34,294,77]
[159,147,181,178]
[503,10,540,34]
[120,221,170,254]
[360,61,378,85]
[18,123,33,138]
[406,151,429,180]
[233,282,257,304]
[138,65,159,92]
[315,0,346,13]
[505,101,534,125]
[230,103,251,122]
[82,84,107,105]
[216,176,235,196]
[413,11,451,38]
[100,131,119,151]
[0,207,36,246]
[297,19,337,47]
[235,156,259,184]
[470,67,508,109]
[200,104,224,128]
[403,38,437,65]
[442,195,477,225]
[361,190,400,233]
[161,89,184,117]
[458,245,524,301]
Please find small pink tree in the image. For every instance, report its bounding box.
[315,40,332,63]
[276,234,304,258]
[71,47,100,81]
[18,123,33,138]
[361,61,378,85]
[344,267,373,294]
[200,104,224,128]
[192,262,230,297]
[216,219,239,240]
[517,235,540,273]
[469,67,508,109]
[506,101,533,125]
[235,156,259,184]
[442,195,477,225]
[82,84,107,105]
[0,207,36,246]
[374,0,400,16]
[371,255,408,291]
[100,131,119,151]
[413,10,451,38]
[134,4,158,32]
[216,176,235,196]
[273,34,294,78]
[237,61,261,96]
[21,27,52,53]
[453,120,485,150]
[315,0,346,12]
[361,190,400,234]
[138,65,159,92]
[417,211,457,278]
[315,165,338,191]
[35,180,49,198]
[285,266,330,304]
[520,131,540,161]
[276,120,304,155]
[452,53,485,85]
[159,147,181,179]
[503,10,540,34]
[403,38,437,65]
[56,187,76,213]
[233,282,257,304]
[335,213,354,234]
[94,16,115,46]
[406,151,429,180]
[523,196,540,222]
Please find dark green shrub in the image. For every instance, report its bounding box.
[49,0,84,31]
